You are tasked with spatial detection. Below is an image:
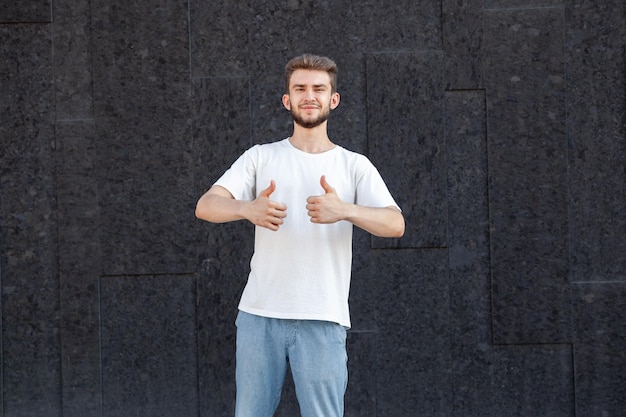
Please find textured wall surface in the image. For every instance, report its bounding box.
[1,1,625,416]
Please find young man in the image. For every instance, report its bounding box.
[195,54,404,417]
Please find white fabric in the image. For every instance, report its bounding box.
[214,138,399,328]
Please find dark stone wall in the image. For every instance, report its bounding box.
[1,1,624,416]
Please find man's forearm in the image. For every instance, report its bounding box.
[346,205,405,238]
[195,192,247,223]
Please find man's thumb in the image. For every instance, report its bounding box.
[260,180,276,198]
[320,175,334,194]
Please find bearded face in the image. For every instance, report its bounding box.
[289,100,331,129]
[283,69,340,130]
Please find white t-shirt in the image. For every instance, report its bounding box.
[214,138,399,328]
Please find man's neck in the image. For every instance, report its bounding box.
[289,123,335,154]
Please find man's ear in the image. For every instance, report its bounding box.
[282,94,291,111]
[330,92,340,110]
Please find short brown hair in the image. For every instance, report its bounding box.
[284,54,338,93]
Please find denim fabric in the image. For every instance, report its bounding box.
[234,311,348,417]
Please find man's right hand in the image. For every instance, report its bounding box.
[244,180,287,231]
[195,182,287,230]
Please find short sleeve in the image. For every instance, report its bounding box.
[213,145,258,201]
[354,155,401,210]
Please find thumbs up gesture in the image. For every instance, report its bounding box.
[306,175,347,224]
[245,180,288,231]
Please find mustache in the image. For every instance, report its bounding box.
[299,102,320,108]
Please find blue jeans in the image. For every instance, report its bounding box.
[234,311,348,417]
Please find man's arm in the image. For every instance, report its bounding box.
[306,176,405,238]
[195,182,288,231]
[343,205,404,238]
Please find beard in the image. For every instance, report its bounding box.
[290,105,330,129]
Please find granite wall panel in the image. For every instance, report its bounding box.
[485,8,571,344]
[250,0,366,65]
[52,0,94,120]
[373,249,451,416]
[364,0,441,51]
[91,0,195,275]
[196,258,247,417]
[565,0,626,282]
[493,345,575,416]
[0,24,61,417]
[100,274,198,417]
[55,121,101,417]
[0,0,51,23]
[190,0,253,78]
[572,282,626,416]
[367,52,447,249]
[443,0,484,90]
[445,91,493,416]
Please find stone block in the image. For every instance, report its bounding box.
[190,0,252,78]
[443,0,484,89]
[364,0,441,51]
[196,259,245,417]
[0,0,51,22]
[91,0,195,275]
[367,52,447,249]
[372,249,451,416]
[572,282,626,417]
[55,121,102,417]
[493,345,574,416]
[100,274,198,417]
[565,1,626,282]
[249,0,366,66]
[446,91,490,344]
[0,24,61,417]
[485,8,570,344]
[52,0,94,120]
[446,91,493,416]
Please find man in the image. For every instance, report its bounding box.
[195,53,404,417]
